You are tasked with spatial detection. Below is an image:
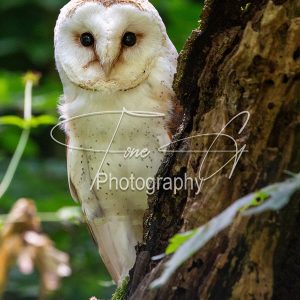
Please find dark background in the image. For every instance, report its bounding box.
[0,1,203,299]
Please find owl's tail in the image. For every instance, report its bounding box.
[88,216,142,285]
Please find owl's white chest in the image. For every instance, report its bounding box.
[63,84,170,220]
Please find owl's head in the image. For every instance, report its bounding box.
[54,0,169,93]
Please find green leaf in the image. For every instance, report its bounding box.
[150,174,300,289]
[0,115,56,129]
[239,191,270,212]
[28,115,57,128]
[166,229,197,255]
[0,116,25,128]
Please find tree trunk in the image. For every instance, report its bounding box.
[127,0,300,299]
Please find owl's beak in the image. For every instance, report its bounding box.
[101,63,112,79]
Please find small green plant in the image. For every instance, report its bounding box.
[0,72,56,199]
[111,277,129,300]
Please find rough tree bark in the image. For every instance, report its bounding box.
[127,0,300,299]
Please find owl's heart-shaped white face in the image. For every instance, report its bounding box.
[55,2,165,92]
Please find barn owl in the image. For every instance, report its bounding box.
[54,0,179,284]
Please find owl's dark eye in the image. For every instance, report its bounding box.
[122,32,137,47]
[80,32,94,47]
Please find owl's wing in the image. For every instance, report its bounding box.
[66,140,138,284]
[66,136,82,203]
[85,216,138,284]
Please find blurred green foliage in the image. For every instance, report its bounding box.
[0,0,203,299]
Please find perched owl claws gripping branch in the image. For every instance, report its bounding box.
[54,0,180,284]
